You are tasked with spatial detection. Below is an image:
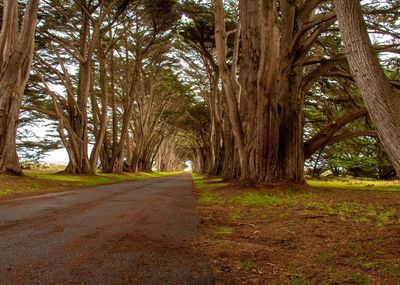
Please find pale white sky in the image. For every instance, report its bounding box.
[44,145,95,165]
[45,148,69,165]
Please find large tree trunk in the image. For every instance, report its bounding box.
[90,41,109,171]
[214,0,249,180]
[62,13,95,175]
[256,1,304,184]
[0,0,40,175]
[215,0,305,184]
[334,0,400,176]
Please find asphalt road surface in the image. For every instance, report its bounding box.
[0,173,214,285]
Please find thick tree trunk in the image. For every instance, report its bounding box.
[195,147,207,174]
[334,0,400,176]
[214,0,249,180]
[215,0,306,184]
[0,0,40,175]
[240,0,305,184]
[57,11,96,175]
[90,43,109,170]
[63,60,93,174]
[262,2,304,184]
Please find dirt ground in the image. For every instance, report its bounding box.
[193,177,400,285]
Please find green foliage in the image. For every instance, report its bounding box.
[179,1,216,48]
[17,108,61,168]
[142,0,179,31]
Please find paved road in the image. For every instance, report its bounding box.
[0,174,214,285]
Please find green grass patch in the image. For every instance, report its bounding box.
[191,173,229,189]
[199,187,398,228]
[376,208,398,227]
[308,179,400,192]
[199,191,225,206]
[192,173,206,189]
[304,201,398,227]
[215,226,233,235]
[229,211,241,221]
[238,260,256,272]
[193,174,399,231]
[0,170,181,199]
[30,171,180,185]
[195,174,400,284]
[231,193,295,206]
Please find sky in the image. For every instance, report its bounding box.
[44,143,94,165]
[45,148,69,165]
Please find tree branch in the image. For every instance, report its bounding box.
[304,107,369,158]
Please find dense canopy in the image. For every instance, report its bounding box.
[0,0,399,183]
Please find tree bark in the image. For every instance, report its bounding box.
[0,0,40,175]
[214,0,307,184]
[90,38,110,170]
[334,0,400,176]
[214,0,249,180]
[62,11,95,175]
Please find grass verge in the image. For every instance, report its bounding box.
[192,174,400,284]
[308,179,400,192]
[0,170,181,199]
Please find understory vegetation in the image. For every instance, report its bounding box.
[192,174,400,284]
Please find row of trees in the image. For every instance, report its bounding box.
[0,0,399,184]
[29,0,189,174]
[3,0,192,175]
[178,0,400,182]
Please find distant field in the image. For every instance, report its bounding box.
[0,170,181,199]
